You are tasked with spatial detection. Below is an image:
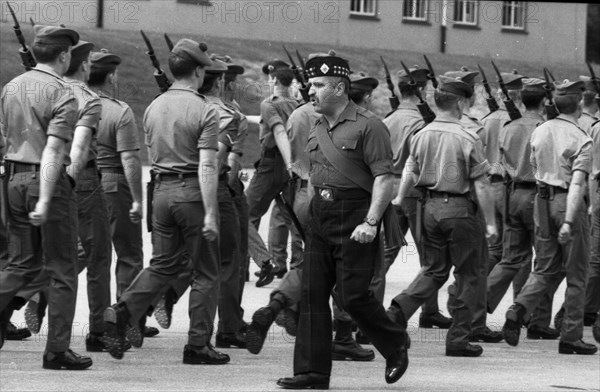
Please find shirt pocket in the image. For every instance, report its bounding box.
[333,138,358,152]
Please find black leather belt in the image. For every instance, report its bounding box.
[100,167,125,175]
[426,190,470,199]
[8,162,41,174]
[262,148,281,158]
[489,174,505,183]
[315,187,369,201]
[155,172,197,181]
[537,183,568,199]
[513,182,536,190]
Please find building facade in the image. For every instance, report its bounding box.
[1,1,588,64]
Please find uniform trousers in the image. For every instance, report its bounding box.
[0,167,78,352]
[245,152,289,267]
[487,181,505,267]
[17,167,112,334]
[293,191,404,376]
[119,176,219,347]
[269,202,303,272]
[101,170,144,299]
[392,195,483,349]
[514,193,589,342]
[230,177,249,317]
[586,186,600,315]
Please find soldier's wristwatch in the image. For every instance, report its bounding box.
[363,217,378,226]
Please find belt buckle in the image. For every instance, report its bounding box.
[320,188,333,201]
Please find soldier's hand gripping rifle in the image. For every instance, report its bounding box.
[164,33,174,51]
[586,62,600,111]
[423,55,438,89]
[401,61,435,124]
[477,64,499,113]
[140,30,172,93]
[7,3,36,71]
[283,45,310,103]
[491,61,521,121]
[543,67,559,120]
[380,56,400,112]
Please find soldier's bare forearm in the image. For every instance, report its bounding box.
[273,124,293,169]
[40,136,67,205]
[199,149,218,217]
[67,126,92,181]
[120,150,143,203]
[565,170,587,223]
[474,176,495,227]
[368,174,394,221]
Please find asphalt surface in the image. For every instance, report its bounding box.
[1,169,599,391]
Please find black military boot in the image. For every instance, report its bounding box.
[387,303,411,349]
[503,303,527,346]
[332,320,375,361]
[246,294,285,354]
[103,302,131,359]
[256,262,276,288]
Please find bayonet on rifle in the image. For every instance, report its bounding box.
[164,33,174,51]
[140,30,171,93]
[586,62,600,111]
[491,61,521,121]
[7,3,37,71]
[543,68,559,120]
[477,64,499,113]
[288,48,310,103]
[423,55,438,89]
[401,61,435,124]
[380,56,400,112]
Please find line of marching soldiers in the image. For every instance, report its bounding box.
[0,23,598,389]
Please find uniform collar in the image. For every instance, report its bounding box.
[556,113,581,127]
[168,86,203,97]
[398,101,419,111]
[32,66,63,80]
[316,100,358,129]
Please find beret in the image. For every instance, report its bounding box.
[437,75,473,98]
[521,77,546,93]
[90,49,121,72]
[205,54,229,74]
[579,75,597,93]
[444,66,479,87]
[555,79,585,96]
[350,71,379,91]
[500,71,525,90]
[33,24,79,46]
[262,59,290,75]
[305,50,350,81]
[70,40,94,65]
[171,38,213,68]
[210,54,245,75]
[397,66,429,85]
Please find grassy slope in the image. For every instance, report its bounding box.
[1,21,595,166]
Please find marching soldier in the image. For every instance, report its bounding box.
[277,51,408,390]
[487,78,560,339]
[102,39,226,364]
[385,66,452,330]
[586,119,599,335]
[245,60,299,287]
[388,76,498,357]
[579,76,599,133]
[0,24,93,369]
[502,80,597,355]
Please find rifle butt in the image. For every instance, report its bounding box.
[389,96,400,111]
[486,97,499,112]
[154,72,171,93]
[503,100,522,121]
[417,102,436,124]
[545,103,559,120]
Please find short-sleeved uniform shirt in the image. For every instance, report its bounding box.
[408,118,489,194]
[64,79,102,163]
[205,96,238,150]
[579,112,598,135]
[259,95,299,149]
[499,112,544,183]
[144,87,219,174]
[591,121,600,180]
[306,100,393,189]
[1,68,77,164]
[383,102,425,177]
[96,91,140,169]
[287,102,320,180]
[530,115,593,189]
[479,108,511,166]
[227,99,248,157]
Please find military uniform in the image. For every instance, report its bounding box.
[0,26,91,368]
[579,112,598,134]
[586,120,600,320]
[503,81,596,355]
[16,42,112,340]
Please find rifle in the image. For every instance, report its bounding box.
[423,55,438,89]
[586,62,600,111]
[7,3,37,71]
[283,45,309,102]
[164,33,174,51]
[274,192,305,242]
[140,30,172,93]
[380,56,400,112]
[491,61,521,121]
[477,64,499,113]
[543,68,559,120]
[400,61,435,124]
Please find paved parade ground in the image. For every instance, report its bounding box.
[1,169,598,392]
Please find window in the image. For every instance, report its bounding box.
[454,0,478,25]
[403,0,428,22]
[350,0,376,17]
[502,1,526,30]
